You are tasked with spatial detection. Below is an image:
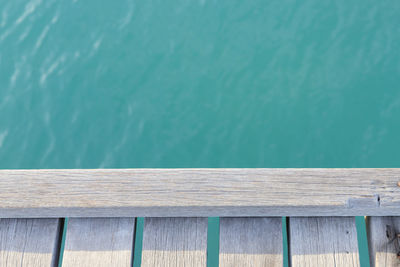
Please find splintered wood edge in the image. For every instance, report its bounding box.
[1,169,400,217]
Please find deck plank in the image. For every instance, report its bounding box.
[0,218,60,267]
[289,217,360,266]
[367,216,400,267]
[1,169,400,217]
[219,217,282,267]
[62,218,135,267]
[141,217,207,267]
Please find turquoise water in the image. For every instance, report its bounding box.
[1,0,400,266]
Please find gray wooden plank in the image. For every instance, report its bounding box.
[0,218,60,267]
[62,217,135,267]
[289,217,360,266]
[1,169,400,217]
[142,217,207,267]
[219,217,283,267]
[367,216,400,267]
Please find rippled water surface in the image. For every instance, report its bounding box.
[1,0,399,169]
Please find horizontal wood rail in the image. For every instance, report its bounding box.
[1,168,400,218]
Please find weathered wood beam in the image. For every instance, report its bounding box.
[289,217,360,266]
[141,217,207,267]
[0,219,60,266]
[219,217,283,266]
[61,218,135,267]
[1,169,400,217]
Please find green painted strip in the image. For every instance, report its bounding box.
[57,218,68,267]
[133,217,144,267]
[355,216,370,267]
[207,217,220,267]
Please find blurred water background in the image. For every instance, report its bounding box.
[1,0,400,266]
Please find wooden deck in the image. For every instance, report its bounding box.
[1,216,400,266]
[1,169,400,266]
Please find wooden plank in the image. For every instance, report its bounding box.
[219,217,283,267]
[1,169,400,217]
[62,218,135,267]
[367,216,400,267]
[142,217,207,267]
[0,218,60,266]
[289,217,360,266]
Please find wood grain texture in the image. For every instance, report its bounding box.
[1,169,400,217]
[289,217,360,266]
[367,216,400,267]
[0,218,60,267]
[62,218,135,267]
[219,217,283,267]
[142,217,207,267]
